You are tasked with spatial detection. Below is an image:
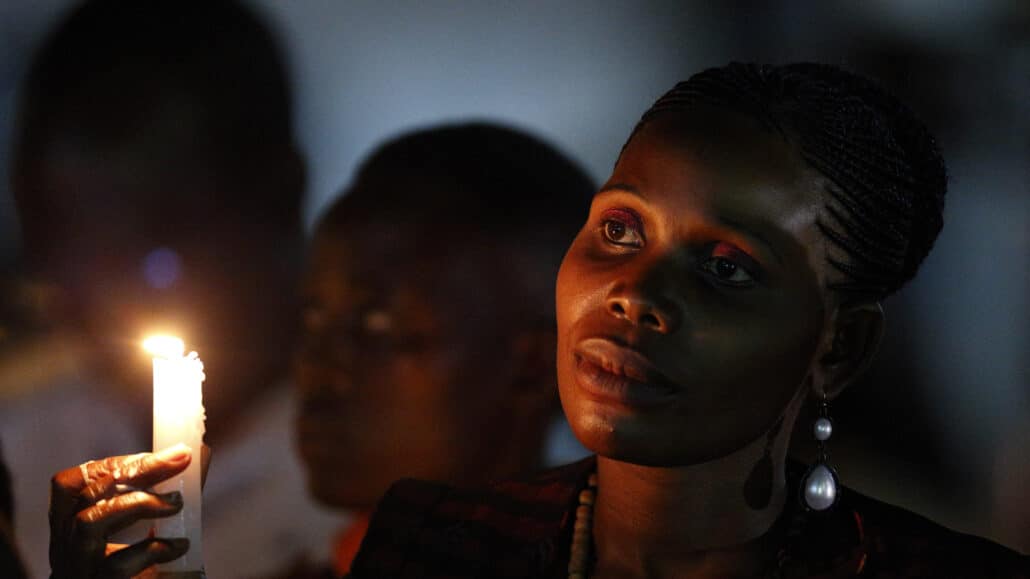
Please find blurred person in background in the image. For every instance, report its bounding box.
[1,0,337,576]
[287,122,595,577]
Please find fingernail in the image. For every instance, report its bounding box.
[154,443,191,465]
[159,491,183,506]
[157,537,190,551]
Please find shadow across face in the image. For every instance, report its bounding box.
[556,109,831,467]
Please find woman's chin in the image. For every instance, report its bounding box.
[568,413,669,466]
[569,411,755,468]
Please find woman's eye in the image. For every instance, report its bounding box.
[600,211,644,248]
[699,256,755,286]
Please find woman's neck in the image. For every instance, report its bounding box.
[591,398,802,578]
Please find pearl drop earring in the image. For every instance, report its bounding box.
[801,395,840,511]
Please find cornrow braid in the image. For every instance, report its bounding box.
[624,62,947,300]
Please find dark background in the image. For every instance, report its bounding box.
[1,0,1026,558]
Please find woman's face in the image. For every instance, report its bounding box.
[295,222,529,507]
[556,109,833,466]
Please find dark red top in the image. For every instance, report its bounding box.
[347,456,1028,578]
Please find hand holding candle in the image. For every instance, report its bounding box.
[144,335,206,575]
[48,449,193,579]
[47,337,207,579]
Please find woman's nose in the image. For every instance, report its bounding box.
[605,290,681,334]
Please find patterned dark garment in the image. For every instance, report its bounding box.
[348,456,1029,579]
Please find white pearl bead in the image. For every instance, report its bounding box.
[814,417,833,441]
[803,463,838,511]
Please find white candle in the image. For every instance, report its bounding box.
[144,335,205,573]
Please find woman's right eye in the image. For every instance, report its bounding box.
[600,209,644,248]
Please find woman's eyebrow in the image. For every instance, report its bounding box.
[715,214,785,265]
[597,182,643,197]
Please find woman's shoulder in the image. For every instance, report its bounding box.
[349,457,595,578]
[841,485,1029,577]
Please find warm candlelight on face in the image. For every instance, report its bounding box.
[145,334,206,574]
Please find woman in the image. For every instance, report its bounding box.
[48,63,1028,578]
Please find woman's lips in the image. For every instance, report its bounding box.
[573,337,678,408]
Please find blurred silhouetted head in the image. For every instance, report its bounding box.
[296,122,594,508]
[11,0,305,435]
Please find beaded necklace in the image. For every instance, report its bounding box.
[567,472,597,578]
[565,471,807,579]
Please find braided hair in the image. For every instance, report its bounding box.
[625,62,947,301]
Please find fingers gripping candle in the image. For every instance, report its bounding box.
[144,335,205,574]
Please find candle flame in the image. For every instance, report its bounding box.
[143,335,185,359]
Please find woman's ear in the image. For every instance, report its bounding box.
[818,301,885,400]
